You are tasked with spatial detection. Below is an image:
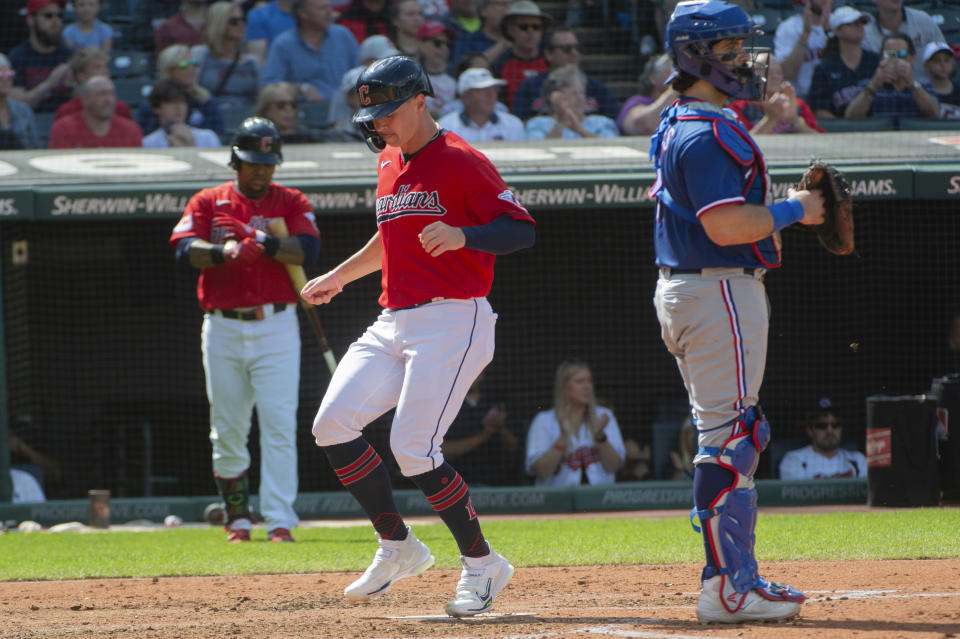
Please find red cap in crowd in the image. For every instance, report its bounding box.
[26,0,67,17]
[417,20,456,41]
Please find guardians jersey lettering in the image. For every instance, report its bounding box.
[376,184,447,223]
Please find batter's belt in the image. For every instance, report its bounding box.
[659,267,765,280]
[208,303,288,321]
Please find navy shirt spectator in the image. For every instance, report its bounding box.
[9,0,74,113]
[262,0,360,102]
[511,27,618,121]
[808,7,880,119]
[845,32,938,118]
[137,44,225,136]
[245,0,296,64]
[450,0,512,73]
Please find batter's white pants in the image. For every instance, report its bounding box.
[654,268,769,462]
[201,308,300,530]
[312,297,497,477]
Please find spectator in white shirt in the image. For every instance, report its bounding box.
[438,67,524,141]
[775,0,833,98]
[779,398,867,479]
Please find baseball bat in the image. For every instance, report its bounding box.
[267,218,338,374]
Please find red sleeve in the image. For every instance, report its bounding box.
[462,153,533,226]
[46,118,71,149]
[797,98,824,133]
[281,188,320,238]
[169,189,214,247]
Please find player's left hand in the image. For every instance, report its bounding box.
[213,215,260,241]
[419,222,465,257]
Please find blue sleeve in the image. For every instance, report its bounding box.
[261,40,286,86]
[297,234,320,265]
[245,7,269,41]
[136,100,157,135]
[461,214,535,255]
[524,116,551,140]
[678,131,747,216]
[175,237,198,264]
[511,77,538,120]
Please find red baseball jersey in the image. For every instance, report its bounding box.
[375,131,534,309]
[169,181,319,310]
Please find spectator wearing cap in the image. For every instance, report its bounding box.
[154,0,209,53]
[336,0,391,46]
[143,79,220,147]
[490,0,551,109]
[55,47,134,122]
[245,0,296,65]
[922,42,960,119]
[0,53,40,149]
[8,0,74,113]
[775,0,833,99]
[326,67,367,140]
[438,67,524,141]
[387,0,426,57]
[511,27,618,121]
[261,0,360,103]
[138,44,226,136]
[807,6,880,119]
[418,20,457,117]
[525,64,617,139]
[48,76,143,148]
[779,399,866,479]
[450,0,513,75]
[441,51,511,115]
[327,35,398,124]
[254,81,321,142]
[192,1,261,104]
[727,52,824,134]
[845,31,938,119]
[861,0,944,86]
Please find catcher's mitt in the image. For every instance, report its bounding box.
[795,160,854,255]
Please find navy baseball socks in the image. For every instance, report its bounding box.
[410,464,514,617]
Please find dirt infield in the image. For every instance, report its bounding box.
[3,558,959,638]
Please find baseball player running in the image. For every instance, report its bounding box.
[650,1,825,624]
[169,117,320,543]
[301,56,535,617]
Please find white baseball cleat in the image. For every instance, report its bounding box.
[344,527,435,602]
[696,575,803,624]
[444,548,515,618]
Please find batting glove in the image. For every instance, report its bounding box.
[224,237,265,263]
[213,215,268,243]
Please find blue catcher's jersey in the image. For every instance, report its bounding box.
[648,97,781,270]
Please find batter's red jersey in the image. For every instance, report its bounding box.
[375,131,534,309]
[169,181,319,310]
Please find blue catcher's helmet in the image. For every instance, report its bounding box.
[665,0,765,100]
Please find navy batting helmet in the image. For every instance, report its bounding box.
[229,116,283,170]
[665,0,765,100]
[352,56,434,152]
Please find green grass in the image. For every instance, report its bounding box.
[1,509,958,581]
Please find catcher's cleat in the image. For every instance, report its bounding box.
[268,527,294,543]
[697,575,803,624]
[344,527,434,601]
[226,528,251,543]
[445,548,514,618]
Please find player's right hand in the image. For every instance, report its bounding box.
[301,272,342,305]
[223,237,264,263]
[788,187,826,226]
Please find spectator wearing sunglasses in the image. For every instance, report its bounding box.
[8,0,74,113]
[490,0,552,109]
[779,398,866,479]
[511,27,617,121]
[155,0,209,53]
[418,20,457,117]
[137,44,226,137]
[845,32,938,119]
[254,81,320,142]
[861,0,944,86]
[193,1,261,104]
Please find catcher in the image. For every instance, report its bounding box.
[797,159,855,255]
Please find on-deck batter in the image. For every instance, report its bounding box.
[301,55,535,618]
[169,117,320,543]
[649,0,825,624]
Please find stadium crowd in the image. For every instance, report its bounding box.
[2,0,959,150]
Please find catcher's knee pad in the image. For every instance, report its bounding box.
[699,405,769,478]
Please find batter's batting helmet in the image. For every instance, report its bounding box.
[228,116,283,169]
[665,0,765,100]
[352,56,434,152]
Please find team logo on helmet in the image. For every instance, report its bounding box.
[358,85,370,106]
[259,137,274,152]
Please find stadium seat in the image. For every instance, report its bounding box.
[110,51,153,79]
[818,117,896,132]
[34,112,56,148]
[300,102,331,129]
[102,0,132,21]
[898,117,960,130]
[931,7,960,35]
[218,99,254,135]
[114,77,150,106]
